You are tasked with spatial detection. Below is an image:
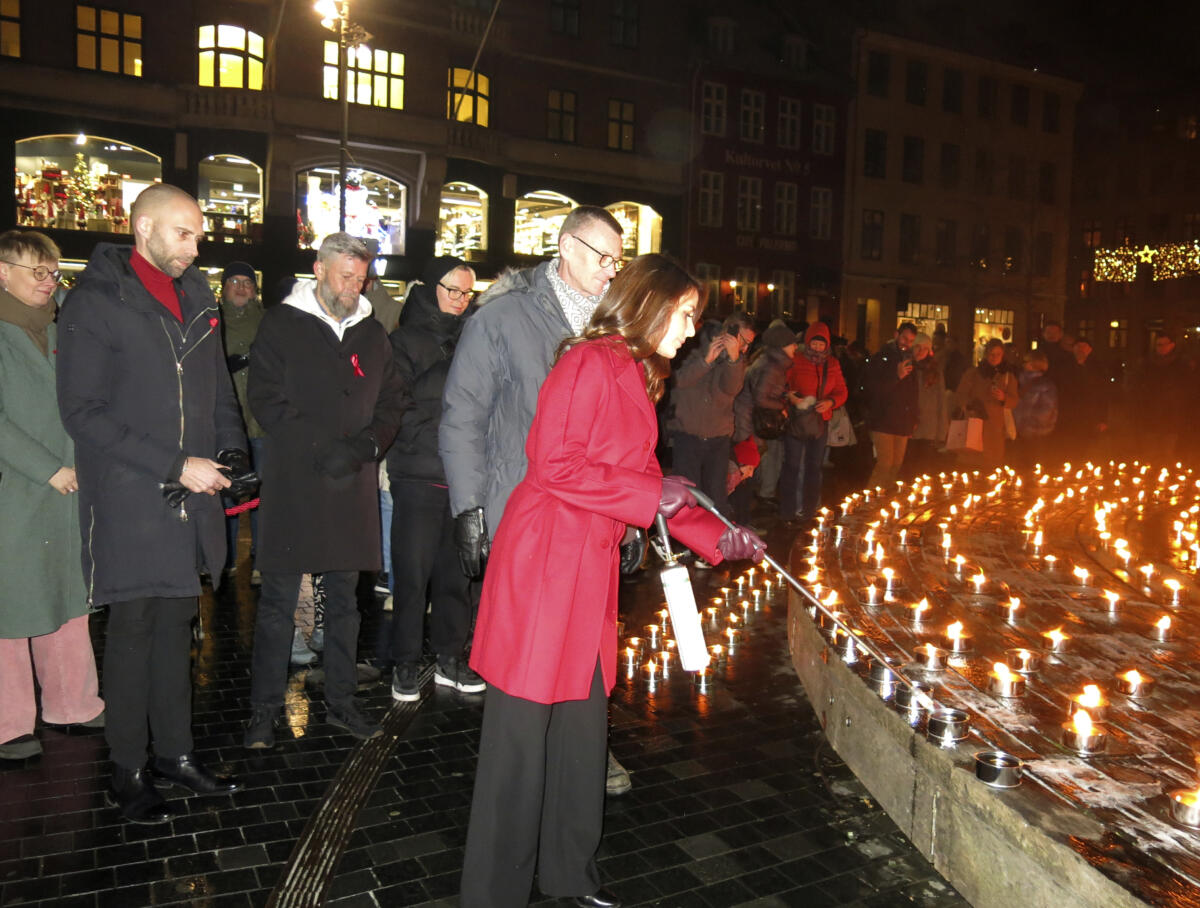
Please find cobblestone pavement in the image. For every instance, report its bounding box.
[1,506,968,907]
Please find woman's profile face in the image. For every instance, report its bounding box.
[654,288,699,358]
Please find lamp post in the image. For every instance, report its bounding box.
[314,0,371,233]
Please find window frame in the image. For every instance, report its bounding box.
[323,40,405,110]
[447,67,491,126]
[774,180,797,235]
[610,0,638,48]
[736,174,762,232]
[701,81,727,137]
[550,0,580,37]
[198,24,265,90]
[606,98,635,151]
[812,103,835,155]
[546,88,576,142]
[861,208,884,260]
[809,187,832,240]
[77,5,143,77]
[778,97,801,150]
[739,89,765,143]
[697,171,724,228]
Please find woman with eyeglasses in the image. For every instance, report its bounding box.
[381,256,487,701]
[0,229,105,761]
[459,255,765,908]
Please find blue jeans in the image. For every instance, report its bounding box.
[380,486,393,592]
[225,436,265,569]
[779,432,828,519]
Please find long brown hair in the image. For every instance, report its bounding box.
[559,254,704,402]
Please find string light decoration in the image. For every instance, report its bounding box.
[1093,239,1200,281]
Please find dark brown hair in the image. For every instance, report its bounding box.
[560,253,703,403]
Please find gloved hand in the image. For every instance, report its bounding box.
[658,475,697,519]
[315,431,378,479]
[716,524,767,563]
[226,353,250,374]
[454,507,490,579]
[619,527,647,575]
[216,448,260,501]
[161,480,190,509]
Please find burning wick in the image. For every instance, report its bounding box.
[1165,578,1183,604]
[1073,566,1090,586]
[899,528,908,545]
[882,567,896,590]
[866,582,878,604]
[910,598,930,622]
[953,554,966,575]
[1140,564,1155,584]
[1153,614,1173,641]
[1102,590,1120,611]
[1044,627,1069,651]
[1043,554,1057,571]
[970,572,987,595]
[1033,529,1044,549]
[1078,684,1104,709]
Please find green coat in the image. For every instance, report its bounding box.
[220,296,265,438]
[0,319,87,637]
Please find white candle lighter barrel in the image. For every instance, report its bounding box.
[659,563,711,671]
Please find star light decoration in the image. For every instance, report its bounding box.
[1093,239,1200,281]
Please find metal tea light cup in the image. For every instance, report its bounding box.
[988,667,1026,699]
[1061,718,1108,754]
[915,643,947,672]
[1005,648,1042,674]
[974,751,1023,789]
[1116,670,1156,699]
[927,708,971,746]
[1169,790,1200,828]
[869,660,898,700]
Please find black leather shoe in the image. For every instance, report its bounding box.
[105,766,172,825]
[150,753,243,796]
[574,890,622,908]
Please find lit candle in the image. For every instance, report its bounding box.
[953,554,966,576]
[1043,627,1070,652]
[736,576,746,594]
[882,567,896,591]
[1073,566,1090,586]
[909,597,931,624]
[1153,614,1173,642]
[1102,590,1120,613]
[708,643,725,664]
[866,583,878,605]
[1043,554,1057,572]
[1062,708,1107,754]
[658,650,673,678]
[1005,647,1040,674]
[1033,528,1044,550]
[970,572,987,596]
[1165,578,1183,605]
[989,661,1025,698]
[694,666,712,692]
[747,568,757,585]
[1116,668,1156,699]
[1140,564,1155,585]
[643,624,661,649]
[998,596,1021,623]
[1075,684,1106,714]
[945,621,970,653]
[623,647,639,672]
[643,659,660,685]
[899,528,908,546]
[763,579,773,596]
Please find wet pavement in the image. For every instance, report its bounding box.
[1,503,969,907]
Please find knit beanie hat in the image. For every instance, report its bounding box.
[763,319,797,348]
[422,255,469,290]
[221,261,257,287]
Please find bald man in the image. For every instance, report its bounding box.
[58,183,246,824]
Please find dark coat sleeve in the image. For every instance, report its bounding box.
[366,329,409,454]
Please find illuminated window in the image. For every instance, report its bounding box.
[198,154,263,240]
[1082,219,1103,248]
[1,0,19,58]
[198,25,264,90]
[605,201,661,257]
[607,99,634,151]
[513,190,576,256]
[448,68,489,126]
[324,41,404,109]
[438,181,488,258]
[77,6,141,76]
[547,89,576,142]
[297,167,406,253]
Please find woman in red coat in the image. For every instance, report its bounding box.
[460,255,765,908]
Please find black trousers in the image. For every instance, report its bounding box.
[250,570,359,709]
[460,661,607,907]
[670,431,731,517]
[103,596,196,770]
[386,480,472,665]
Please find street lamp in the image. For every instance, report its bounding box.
[314,0,372,232]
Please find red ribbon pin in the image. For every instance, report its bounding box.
[351,353,365,377]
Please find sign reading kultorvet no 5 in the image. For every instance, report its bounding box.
[724,149,811,175]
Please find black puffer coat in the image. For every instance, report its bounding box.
[862,340,919,436]
[385,282,469,483]
[57,244,245,605]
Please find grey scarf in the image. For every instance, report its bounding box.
[546,258,603,335]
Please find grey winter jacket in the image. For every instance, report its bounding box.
[439,261,572,533]
[668,322,747,440]
[733,346,793,442]
[57,244,245,605]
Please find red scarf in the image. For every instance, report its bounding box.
[130,248,182,322]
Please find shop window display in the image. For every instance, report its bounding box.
[14,135,161,233]
[605,201,661,258]
[297,167,406,254]
[513,190,577,257]
[437,182,487,259]
[198,154,263,241]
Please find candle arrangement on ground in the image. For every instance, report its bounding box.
[787,461,1200,904]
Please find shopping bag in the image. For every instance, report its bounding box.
[826,407,856,448]
[945,417,984,452]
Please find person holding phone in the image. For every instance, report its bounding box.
[862,321,920,488]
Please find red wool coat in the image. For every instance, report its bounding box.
[470,337,728,704]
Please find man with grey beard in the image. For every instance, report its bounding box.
[243,232,408,748]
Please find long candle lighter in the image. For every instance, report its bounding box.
[655,514,710,671]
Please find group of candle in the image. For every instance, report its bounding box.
[622,567,785,693]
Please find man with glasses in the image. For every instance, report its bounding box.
[242,232,408,748]
[440,205,636,795]
[666,310,756,538]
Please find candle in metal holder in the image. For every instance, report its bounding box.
[704,607,721,630]
[1169,788,1200,828]
[1165,578,1185,606]
[693,666,713,693]
[944,621,971,654]
[1072,565,1090,587]
[1042,554,1057,572]
[763,578,773,597]
[870,661,897,700]
[643,659,660,691]
[839,631,861,664]
[995,597,1021,623]
[975,751,1023,789]
[1068,685,1108,721]
[915,643,947,672]
[969,572,988,597]
[1042,627,1070,653]
[1116,669,1156,699]
[1152,614,1173,642]
[735,576,745,594]
[927,708,971,746]
[625,636,645,655]
[622,646,640,673]
[751,589,762,608]
[658,650,673,678]
[1005,647,1042,674]
[988,662,1026,698]
[896,680,933,713]
[953,554,967,577]
[1062,709,1107,754]
[1101,590,1121,615]
[643,624,662,650]
[909,598,932,626]
[657,607,671,630]
[708,643,726,665]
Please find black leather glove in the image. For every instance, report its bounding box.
[619,527,647,575]
[716,524,767,563]
[226,353,250,374]
[315,431,378,479]
[658,475,697,519]
[454,507,490,579]
[216,448,260,502]
[161,480,190,509]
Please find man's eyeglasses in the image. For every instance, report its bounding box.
[226,277,256,288]
[438,282,476,302]
[569,234,625,271]
[2,261,61,282]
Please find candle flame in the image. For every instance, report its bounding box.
[1157,615,1172,631]
[972,572,986,585]
[1008,596,1021,609]
[823,590,838,606]
[946,621,964,640]
[1122,669,1144,684]
[1072,709,1094,735]
[1176,790,1200,808]
[1165,578,1182,592]
[1078,684,1103,707]
[1102,590,1119,604]
[882,567,895,580]
[993,662,1014,681]
[1045,627,1066,644]
[1073,566,1089,581]
[914,598,930,612]
[954,554,966,568]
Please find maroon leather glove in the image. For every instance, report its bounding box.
[658,475,697,519]
[716,524,767,563]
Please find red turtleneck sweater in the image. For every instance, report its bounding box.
[130,248,182,322]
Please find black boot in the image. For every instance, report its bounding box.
[150,753,243,796]
[105,766,173,825]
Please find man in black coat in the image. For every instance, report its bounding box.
[384,256,486,702]
[862,321,919,487]
[244,232,408,748]
[57,184,245,824]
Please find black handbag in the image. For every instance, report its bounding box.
[751,406,787,439]
[788,361,828,439]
